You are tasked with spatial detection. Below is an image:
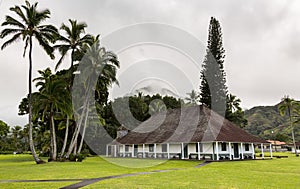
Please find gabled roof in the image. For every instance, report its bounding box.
[267,140,286,145]
[112,105,267,145]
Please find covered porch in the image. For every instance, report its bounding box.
[106,141,272,161]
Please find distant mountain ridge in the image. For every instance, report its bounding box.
[244,102,300,142]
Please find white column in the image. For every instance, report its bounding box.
[123,145,125,157]
[270,143,273,159]
[240,143,244,159]
[142,144,145,158]
[229,142,232,160]
[181,143,184,159]
[154,144,157,158]
[261,143,264,159]
[216,142,219,161]
[132,144,134,157]
[251,143,255,159]
[197,142,201,160]
[114,145,117,157]
[167,143,170,159]
[106,145,109,157]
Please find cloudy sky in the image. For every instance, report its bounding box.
[0,0,299,126]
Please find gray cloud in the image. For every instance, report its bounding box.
[0,0,300,126]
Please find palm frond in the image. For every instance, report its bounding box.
[55,34,70,43]
[34,9,50,25]
[1,33,22,50]
[60,23,72,38]
[38,24,59,42]
[34,32,54,59]
[10,5,28,25]
[78,34,93,45]
[1,15,25,29]
[0,28,23,39]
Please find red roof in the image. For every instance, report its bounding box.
[266,140,286,145]
[112,105,267,145]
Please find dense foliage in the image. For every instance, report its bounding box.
[200,17,227,115]
[198,17,247,128]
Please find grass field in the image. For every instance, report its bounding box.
[0,153,299,188]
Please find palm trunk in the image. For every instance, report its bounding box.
[70,48,75,68]
[288,107,299,156]
[73,140,77,155]
[60,116,70,158]
[77,102,89,154]
[28,36,44,164]
[66,104,86,158]
[66,83,91,158]
[50,105,57,160]
[292,129,298,156]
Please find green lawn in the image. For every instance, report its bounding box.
[0,153,299,189]
[0,155,199,188]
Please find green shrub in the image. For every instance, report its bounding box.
[77,153,86,162]
[0,151,14,154]
[69,153,77,161]
[39,151,49,157]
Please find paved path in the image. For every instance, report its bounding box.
[194,161,212,168]
[0,162,211,189]
[61,169,183,189]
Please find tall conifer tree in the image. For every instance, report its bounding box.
[200,17,227,115]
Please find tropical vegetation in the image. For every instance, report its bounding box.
[0,1,298,165]
[0,1,58,164]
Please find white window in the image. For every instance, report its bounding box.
[149,144,154,152]
[162,144,167,152]
[245,144,250,151]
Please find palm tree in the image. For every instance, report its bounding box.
[185,90,199,106]
[54,19,93,70]
[0,1,58,164]
[11,126,22,152]
[226,94,242,112]
[278,96,299,156]
[149,99,166,115]
[67,35,119,157]
[33,68,72,161]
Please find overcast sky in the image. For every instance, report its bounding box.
[0,0,300,126]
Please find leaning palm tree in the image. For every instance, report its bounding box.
[66,35,119,157]
[0,1,58,164]
[54,19,93,70]
[278,96,299,156]
[33,68,72,161]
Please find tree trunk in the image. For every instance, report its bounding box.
[28,36,44,164]
[292,129,298,156]
[50,105,57,160]
[70,48,75,68]
[73,140,77,155]
[77,102,89,154]
[288,106,298,157]
[66,84,91,158]
[66,104,86,158]
[60,117,69,158]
